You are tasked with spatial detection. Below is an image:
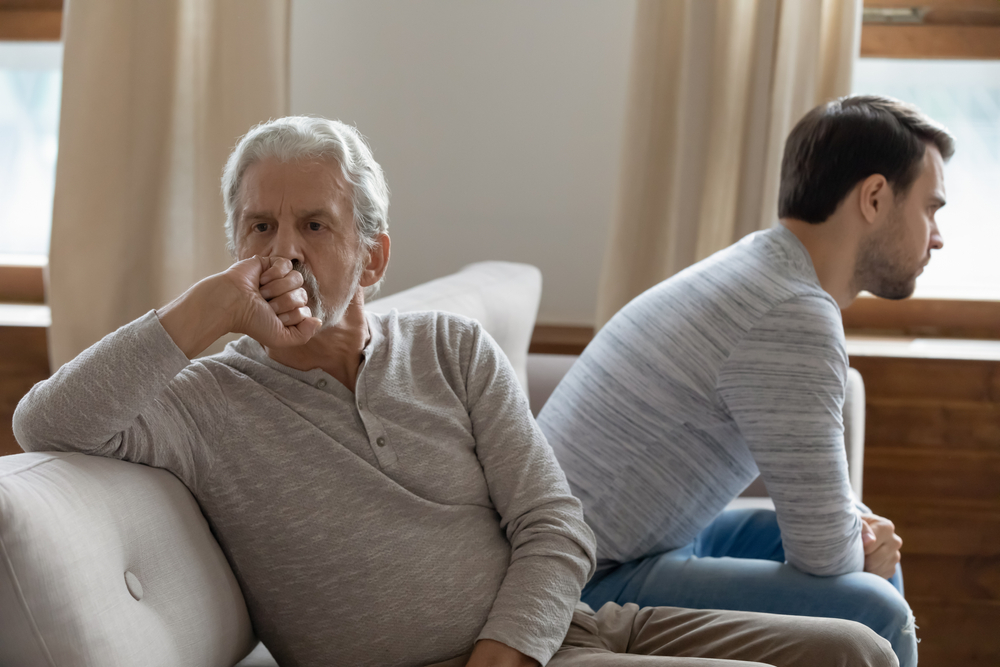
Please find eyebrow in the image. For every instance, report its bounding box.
[295,209,335,221]
[241,209,334,222]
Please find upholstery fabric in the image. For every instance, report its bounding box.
[368,261,542,396]
[0,452,255,667]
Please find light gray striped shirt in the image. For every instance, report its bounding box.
[538,225,865,576]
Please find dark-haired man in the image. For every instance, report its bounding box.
[538,95,953,667]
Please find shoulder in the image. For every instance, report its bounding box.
[373,309,484,344]
[757,294,844,338]
[370,310,492,371]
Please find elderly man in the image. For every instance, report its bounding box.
[538,96,953,667]
[15,117,895,667]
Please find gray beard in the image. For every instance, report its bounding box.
[295,260,365,328]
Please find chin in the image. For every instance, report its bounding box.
[872,280,917,301]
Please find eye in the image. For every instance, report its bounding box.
[308,221,323,231]
[253,222,269,233]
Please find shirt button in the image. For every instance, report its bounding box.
[316,379,327,389]
[376,436,386,447]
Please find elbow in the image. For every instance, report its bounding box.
[11,394,41,452]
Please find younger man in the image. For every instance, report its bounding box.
[539,95,954,667]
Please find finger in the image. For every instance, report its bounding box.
[268,289,309,316]
[259,257,295,286]
[862,523,878,553]
[260,271,305,299]
[278,306,312,327]
[866,543,901,579]
[275,315,322,347]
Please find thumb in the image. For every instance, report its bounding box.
[862,523,877,550]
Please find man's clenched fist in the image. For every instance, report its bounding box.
[861,514,902,580]
[157,256,323,359]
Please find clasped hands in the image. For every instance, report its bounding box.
[861,513,902,579]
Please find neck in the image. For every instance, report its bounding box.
[780,217,862,309]
[265,299,370,392]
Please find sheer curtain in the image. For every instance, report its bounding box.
[48,0,290,368]
[595,0,861,327]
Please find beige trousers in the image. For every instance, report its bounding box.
[430,602,898,667]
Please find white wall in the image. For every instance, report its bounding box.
[290,0,636,325]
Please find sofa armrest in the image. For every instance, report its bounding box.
[0,452,255,667]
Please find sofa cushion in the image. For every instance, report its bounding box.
[0,452,255,667]
[368,261,542,396]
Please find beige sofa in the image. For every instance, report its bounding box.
[0,261,864,666]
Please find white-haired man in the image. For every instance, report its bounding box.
[15,117,896,667]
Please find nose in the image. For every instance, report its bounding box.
[269,223,305,264]
[930,223,944,251]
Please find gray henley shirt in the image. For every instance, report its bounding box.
[14,309,596,667]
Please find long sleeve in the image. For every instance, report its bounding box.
[717,295,864,576]
[13,310,227,491]
[464,324,597,665]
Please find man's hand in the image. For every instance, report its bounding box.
[158,256,322,358]
[226,256,322,347]
[465,639,538,667]
[861,513,902,579]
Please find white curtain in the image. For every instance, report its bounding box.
[595,0,861,327]
[48,0,290,368]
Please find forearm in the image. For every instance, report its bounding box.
[13,312,191,456]
[719,295,864,575]
[478,536,592,664]
[157,274,239,359]
[466,639,539,667]
[465,325,596,663]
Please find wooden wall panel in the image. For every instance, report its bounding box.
[865,448,1000,504]
[904,554,1000,602]
[0,326,48,456]
[866,402,1000,452]
[852,353,1000,667]
[907,600,1000,667]
[868,499,1000,557]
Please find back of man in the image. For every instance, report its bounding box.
[538,94,955,667]
[539,223,856,573]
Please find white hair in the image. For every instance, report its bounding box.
[221,116,390,298]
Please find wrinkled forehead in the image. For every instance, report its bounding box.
[238,156,352,220]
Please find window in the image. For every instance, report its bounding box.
[0,41,61,259]
[842,1,1000,338]
[852,58,1000,300]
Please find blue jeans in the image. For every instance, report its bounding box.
[583,509,916,667]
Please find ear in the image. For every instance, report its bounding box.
[858,173,893,226]
[359,233,391,287]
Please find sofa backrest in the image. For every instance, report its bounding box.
[368,261,542,396]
